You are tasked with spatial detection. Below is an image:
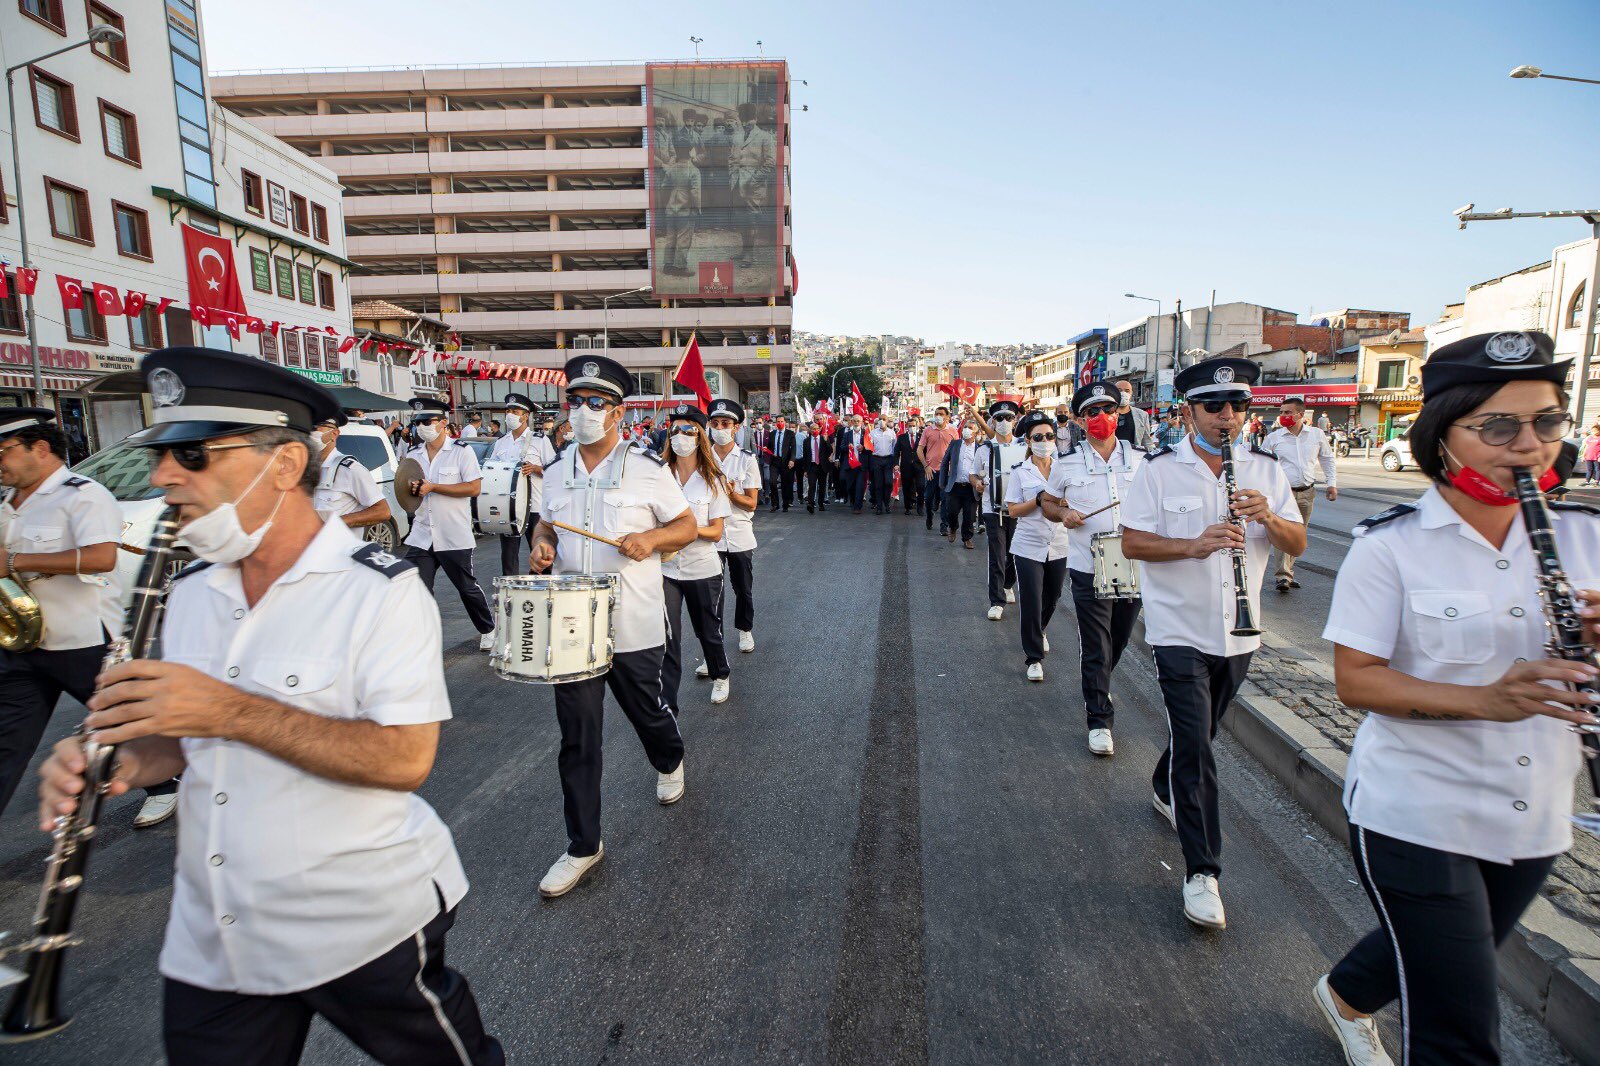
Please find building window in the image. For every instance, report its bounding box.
[97,100,139,164]
[631,371,662,395]
[1376,359,1406,391]
[311,203,329,243]
[128,305,163,350]
[111,201,151,259]
[290,193,309,235]
[296,264,314,304]
[87,3,129,68]
[316,270,335,310]
[44,177,92,244]
[0,273,22,334]
[29,67,78,141]
[1109,324,1147,354]
[282,330,302,367]
[66,303,106,344]
[242,170,263,215]
[19,0,66,33]
[249,248,272,293]
[260,331,280,363]
[323,336,340,372]
[1570,283,1587,332]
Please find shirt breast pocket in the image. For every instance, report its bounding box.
[605,492,654,536]
[248,656,342,716]
[18,524,64,550]
[1162,496,1204,539]
[1408,591,1494,665]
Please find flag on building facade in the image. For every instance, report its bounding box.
[56,275,84,311]
[181,223,248,317]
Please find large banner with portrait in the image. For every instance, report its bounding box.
[647,62,787,299]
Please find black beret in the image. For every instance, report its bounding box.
[1072,381,1120,414]
[1175,356,1259,400]
[504,392,534,412]
[407,396,450,424]
[126,346,339,447]
[1421,330,1567,400]
[313,411,349,428]
[707,397,746,423]
[988,399,1022,419]
[564,354,631,399]
[665,402,708,427]
[1016,410,1054,438]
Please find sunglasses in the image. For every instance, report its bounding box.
[1454,411,1573,447]
[1199,400,1251,414]
[157,440,260,472]
[671,425,700,436]
[564,396,615,412]
[1027,433,1054,443]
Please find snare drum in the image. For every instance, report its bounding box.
[474,459,529,537]
[1091,531,1141,600]
[491,574,617,684]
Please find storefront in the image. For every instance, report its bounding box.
[1246,383,1360,428]
[0,340,148,460]
[1376,396,1422,440]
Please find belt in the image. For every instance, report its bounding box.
[1291,484,1316,492]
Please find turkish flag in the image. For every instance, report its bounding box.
[267,321,281,335]
[92,283,121,316]
[0,271,7,299]
[337,336,357,354]
[16,268,39,295]
[57,275,85,310]
[246,317,266,335]
[181,223,248,317]
[190,304,211,326]
[222,314,241,340]
[123,291,147,316]
[954,378,979,405]
[673,332,711,411]
[850,381,867,416]
[153,296,174,315]
[847,444,861,469]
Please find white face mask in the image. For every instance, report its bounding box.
[961,426,975,441]
[995,418,1015,434]
[934,416,947,427]
[177,446,288,565]
[1031,441,1054,459]
[416,423,441,444]
[710,428,734,447]
[507,413,524,431]
[570,406,611,445]
[670,433,699,457]
[308,430,326,451]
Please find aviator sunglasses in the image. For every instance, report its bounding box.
[156,440,260,472]
[1453,411,1573,447]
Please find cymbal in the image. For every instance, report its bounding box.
[394,456,426,514]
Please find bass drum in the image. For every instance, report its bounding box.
[473,459,529,537]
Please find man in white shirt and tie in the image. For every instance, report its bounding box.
[867,416,898,515]
[1260,396,1337,592]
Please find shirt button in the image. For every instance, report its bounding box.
[209,854,224,866]
[227,666,239,678]
[286,675,298,688]
[214,792,228,804]
[1510,607,1525,618]
[1518,756,1532,766]
[1515,657,1528,664]
[1513,800,1529,812]
[220,914,235,925]
[233,609,245,619]
[1444,608,1458,618]
[1496,560,1510,570]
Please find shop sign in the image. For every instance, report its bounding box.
[0,341,92,372]
[290,366,342,386]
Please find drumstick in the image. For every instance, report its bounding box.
[547,519,679,562]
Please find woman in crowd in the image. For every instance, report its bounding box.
[1002,410,1071,681]
[658,404,734,710]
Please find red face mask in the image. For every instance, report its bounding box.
[1278,414,1296,429]
[1085,412,1118,440]
[1445,452,1558,506]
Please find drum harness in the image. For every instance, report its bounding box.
[563,440,633,577]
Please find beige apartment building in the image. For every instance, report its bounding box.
[209,61,795,413]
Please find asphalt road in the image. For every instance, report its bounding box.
[0,493,1575,1064]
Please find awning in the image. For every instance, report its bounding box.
[327,386,411,412]
[1249,383,1359,404]
[0,370,97,392]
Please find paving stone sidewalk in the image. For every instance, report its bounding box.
[1243,637,1600,932]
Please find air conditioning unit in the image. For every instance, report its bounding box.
[341,367,360,384]
[1305,354,1318,367]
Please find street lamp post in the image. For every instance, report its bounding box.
[1124,293,1161,406]
[830,363,871,410]
[602,286,651,358]
[1510,65,1600,86]
[5,24,125,406]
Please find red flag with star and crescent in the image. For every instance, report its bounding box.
[850,381,867,416]
[673,332,712,412]
[181,223,248,318]
[56,275,85,311]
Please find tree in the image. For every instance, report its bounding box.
[797,350,885,412]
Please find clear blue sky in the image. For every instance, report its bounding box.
[204,0,1599,345]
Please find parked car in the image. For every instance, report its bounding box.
[1378,417,1416,472]
[338,421,410,553]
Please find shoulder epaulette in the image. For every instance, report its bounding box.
[337,455,358,470]
[1552,500,1600,517]
[1354,503,1417,536]
[1250,444,1277,460]
[62,476,89,487]
[631,443,667,466]
[351,541,415,578]
[1144,445,1174,461]
[452,438,471,447]
[168,560,213,583]
[1009,459,1028,470]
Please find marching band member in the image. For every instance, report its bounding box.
[488,392,556,576]
[660,404,734,709]
[528,356,697,899]
[1260,395,1338,592]
[37,348,501,1064]
[1315,331,1598,1066]
[708,398,761,654]
[0,409,124,820]
[1048,382,1144,756]
[400,397,496,652]
[311,412,390,531]
[974,400,1023,619]
[1004,411,1070,681]
[1120,356,1304,930]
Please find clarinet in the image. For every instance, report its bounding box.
[0,506,182,1041]
[1511,467,1600,835]
[1219,435,1260,637]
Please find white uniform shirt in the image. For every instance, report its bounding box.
[313,449,384,521]
[1262,424,1337,489]
[158,518,468,994]
[869,427,897,456]
[402,439,481,553]
[1049,439,1143,573]
[460,423,479,439]
[713,445,760,554]
[953,440,981,483]
[662,469,732,581]
[975,438,1027,513]
[1323,487,1594,863]
[489,429,558,513]
[1120,436,1302,656]
[540,441,691,653]
[1004,458,1070,562]
[0,465,122,650]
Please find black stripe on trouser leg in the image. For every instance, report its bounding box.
[1068,570,1141,731]
[1149,645,1250,878]
[719,549,755,634]
[404,546,495,634]
[984,513,1017,605]
[1330,826,1555,1065]
[1013,556,1066,665]
[552,645,682,857]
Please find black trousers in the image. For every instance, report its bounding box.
[163,904,502,1066]
[1329,827,1554,1065]
[496,510,540,575]
[945,483,978,541]
[869,457,895,513]
[983,512,1018,604]
[844,464,867,511]
[718,549,755,633]
[900,465,924,513]
[662,574,731,715]
[1150,645,1252,878]
[553,645,684,857]
[1069,569,1141,731]
[925,478,945,530]
[1014,556,1066,665]
[805,463,832,509]
[0,642,102,817]
[405,545,495,635]
[778,463,797,510]
[758,459,775,502]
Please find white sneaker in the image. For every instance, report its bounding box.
[1152,792,1176,830]
[738,629,755,653]
[1313,974,1393,1065]
[133,792,178,829]
[1088,728,1114,756]
[1183,873,1226,929]
[657,762,685,804]
[1026,662,1044,682]
[1005,587,1016,604]
[478,631,495,651]
[695,661,709,678]
[987,605,1004,621]
[711,678,730,704]
[538,846,603,899]
[1042,634,1050,653]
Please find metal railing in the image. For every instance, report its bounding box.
[213,56,782,77]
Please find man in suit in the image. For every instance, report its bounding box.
[829,416,850,502]
[838,414,869,514]
[751,416,777,505]
[796,418,832,512]
[895,415,926,515]
[1113,380,1153,450]
[770,416,798,511]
